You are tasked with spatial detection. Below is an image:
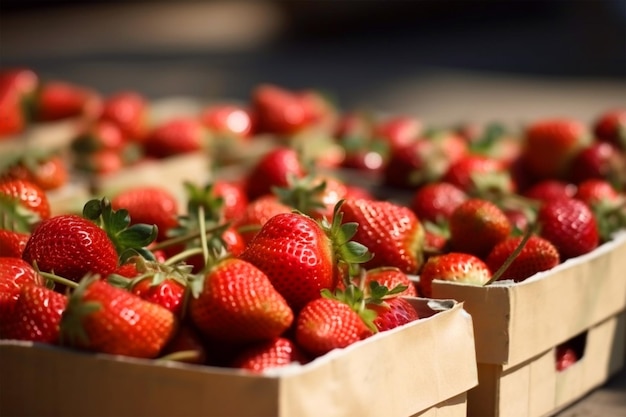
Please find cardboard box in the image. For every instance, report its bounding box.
[429,231,626,416]
[0,298,477,417]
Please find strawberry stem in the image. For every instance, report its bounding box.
[484,224,535,286]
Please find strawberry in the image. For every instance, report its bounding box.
[448,198,512,259]
[212,179,249,222]
[241,205,371,311]
[568,141,626,188]
[593,108,626,150]
[251,84,322,135]
[410,181,468,225]
[0,75,28,137]
[555,344,579,371]
[295,297,372,358]
[2,151,69,191]
[71,119,127,152]
[442,154,515,196]
[338,198,425,274]
[522,179,577,202]
[100,91,149,142]
[574,179,626,242]
[33,80,101,122]
[144,117,208,158]
[60,276,177,358]
[368,296,419,333]
[189,257,294,344]
[233,194,292,245]
[0,230,30,257]
[111,186,180,242]
[1,283,67,343]
[22,214,119,283]
[244,146,307,201]
[521,118,591,181]
[159,323,208,365]
[357,266,417,297]
[486,235,560,283]
[536,197,599,260]
[0,257,45,331]
[199,103,255,139]
[373,115,422,151]
[0,178,51,225]
[23,198,158,283]
[231,337,309,372]
[418,252,492,298]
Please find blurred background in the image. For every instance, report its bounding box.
[2,0,625,124]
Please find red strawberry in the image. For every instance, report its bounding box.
[555,344,579,371]
[100,91,149,142]
[189,257,294,344]
[0,178,51,223]
[212,179,249,222]
[410,181,468,225]
[295,297,372,358]
[199,103,255,139]
[593,108,626,150]
[569,141,626,188]
[575,179,621,207]
[448,198,512,259]
[418,252,492,298]
[0,257,45,330]
[3,153,69,192]
[231,337,309,372]
[358,266,417,297]
[1,283,67,343]
[251,84,321,135]
[0,76,28,137]
[339,198,425,274]
[442,154,515,196]
[373,115,422,151]
[71,119,127,152]
[486,235,560,283]
[60,276,177,358]
[0,230,30,257]
[233,195,292,245]
[111,186,180,242]
[244,146,307,201]
[22,214,119,283]
[522,179,577,202]
[33,80,101,122]
[368,296,419,333]
[574,179,626,242]
[144,117,207,158]
[522,118,591,180]
[536,197,599,259]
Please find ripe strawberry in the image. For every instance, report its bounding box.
[244,146,307,201]
[61,276,177,358]
[111,186,179,242]
[71,119,127,152]
[486,235,560,283]
[233,194,292,245]
[2,152,69,191]
[100,91,149,142]
[521,118,591,180]
[522,179,577,202]
[410,181,468,225]
[251,84,322,135]
[75,148,126,175]
[0,76,28,137]
[1,283,67,343]
[339,198,425,274]
[22,214,119,283]
[33,80,101,122]
[575,179,621,207]
[0,230,30,257]
[569,141,626,188]
[231,337,309,372]
[144,117,208,158]
[199,103,255,139]
[358,266,417,297]
[295,297,373,358]
[442,154,515,196]
[418,252,492,298]
[373,115,422,151]
[536,197,599,260]
[241,208,371,311]
[0,257,45,329]
[189,257,294,344]
[0,178,51,224]
[574,179,626,242]
[368,296,419,333]
[212,179,249,222]
[593,108,626,150]
[448,198,512,259]
[555,344,579,371]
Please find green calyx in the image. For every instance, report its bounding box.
[0,193,41,233]
[321,200,372,278]
[82,197,158,264]
[272,172,327,216]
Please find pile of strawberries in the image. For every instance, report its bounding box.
[1,67,625,373]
